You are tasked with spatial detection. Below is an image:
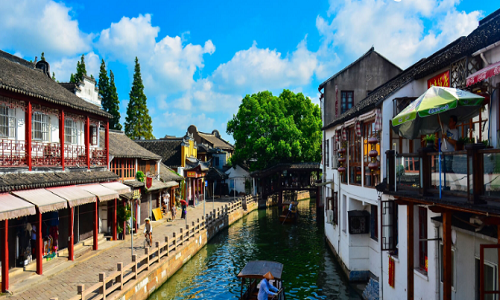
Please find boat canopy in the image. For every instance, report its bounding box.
[237,261,283,280]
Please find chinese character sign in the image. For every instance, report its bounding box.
[427,70,450,89]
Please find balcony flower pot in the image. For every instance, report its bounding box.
[422,134,436,151]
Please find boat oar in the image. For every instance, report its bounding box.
[281,210,290,225]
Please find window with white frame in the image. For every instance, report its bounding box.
[90,126,97,146]
[65,119,77,144]
[32,112,49,141]
[0,105,15,138]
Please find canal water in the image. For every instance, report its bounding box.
[149,199,361,299]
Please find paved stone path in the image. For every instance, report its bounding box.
[5,197,234,300]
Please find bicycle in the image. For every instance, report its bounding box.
[144,232,152,248]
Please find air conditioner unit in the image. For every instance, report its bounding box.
[327,210,333,224]
[348,210,370,234]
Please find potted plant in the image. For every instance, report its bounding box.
[422,134,436,149]
[117,203,131,240]
[481,140,493,148]
[456,137,469,151]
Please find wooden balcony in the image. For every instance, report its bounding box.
[385,145,500,213]
[0,139,107,168]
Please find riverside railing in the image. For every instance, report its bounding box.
[66,195,260,300]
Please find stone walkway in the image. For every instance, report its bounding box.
[4,197,234,300]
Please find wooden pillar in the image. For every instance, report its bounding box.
[407,204,414,300]
[1,219,8,293]
[36,209,42,275]
[123,200,127,239]
[443,210,452,300]
[105,121,109,169]
[93,200,98,250]
[68,207,74,261]
[26,101,32,171]
[85,116,90,169]
[191,179,195,206]
[59,109,65,170]
[113,198,117,241]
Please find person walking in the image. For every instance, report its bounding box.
[144,218,152,247]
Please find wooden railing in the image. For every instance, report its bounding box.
[66,196,260,300]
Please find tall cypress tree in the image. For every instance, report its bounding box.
[74,54,87,83]
[98,59,109,102]
[108,70,122,130]
[41,52,46,61]
[125,57,154,140]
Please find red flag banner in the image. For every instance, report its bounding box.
[146,176,152,189]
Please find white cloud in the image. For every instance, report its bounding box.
[318,0,482,68]
[0,0,91,58]
[97,14,215,95]
[211,40,319,95]
[51,52,100,82]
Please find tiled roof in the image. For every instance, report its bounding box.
[123,180,145,188]
[322,9,500,130]
[135,139,183,168]
[159,163,183,182]
[0,50,111,118]
[100,130,161,160]
[205,167,228,181]
[0,170,119,192]
[198,132,234,150]
[251,162,321,177]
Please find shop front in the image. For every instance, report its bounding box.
[185,168,206,206]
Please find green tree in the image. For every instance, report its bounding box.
[108,70,122,130]
[41,52,45,61]
[125,57,154,139]
[52,72,56,81]
[98,59,109,102]
[73,54,87,83]
[69,73,76,83]
[227,90,321,171]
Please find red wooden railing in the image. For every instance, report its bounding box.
[0,139,27,167]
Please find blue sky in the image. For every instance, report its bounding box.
[0,0,497,142]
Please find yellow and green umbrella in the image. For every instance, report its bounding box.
[391,86,484,139]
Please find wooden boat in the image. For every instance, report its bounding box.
[279,209,298,223]
[238,260,286,300]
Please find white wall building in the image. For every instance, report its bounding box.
[320,10,500,300]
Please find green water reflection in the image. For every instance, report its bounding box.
[149,199,360,299]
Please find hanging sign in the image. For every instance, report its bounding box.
[388,257,395,288]
[427,70,450,88]
[146,176,153,189]
[186,171,199,178]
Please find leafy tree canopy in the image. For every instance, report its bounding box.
[71,54,87,83]
[125,57,154,140]
[41,52,45,61]
[227,89,321,171]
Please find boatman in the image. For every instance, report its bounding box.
[258,271,281,300]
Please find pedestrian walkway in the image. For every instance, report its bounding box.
[3,197,235,300]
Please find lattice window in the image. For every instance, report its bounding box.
[451,58,466,89]
[65,119,77,144]
[381,200,398,252]
[0,105,16,138]
[451,56,482,89]
[32,112,49,141]
[467,56,482,77]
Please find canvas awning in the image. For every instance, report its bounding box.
[316,180,334,187]
[466,60,500,86]
[100,182,131,194]
[47,186,96,208]
[0,193,36,221]
[163,181,179,188]
[79,184,119,202]
[146,179,170,192]
[12,189,68,214]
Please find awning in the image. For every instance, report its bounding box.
[12,189,68,213]
[0,193,36,221]
[146,179,170,192]
[163,181,179,188]
[47,186,96,208]
[466,60,500,86]
[100,182,131,194]
[316,180,334,187]
[79,184,119,202]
